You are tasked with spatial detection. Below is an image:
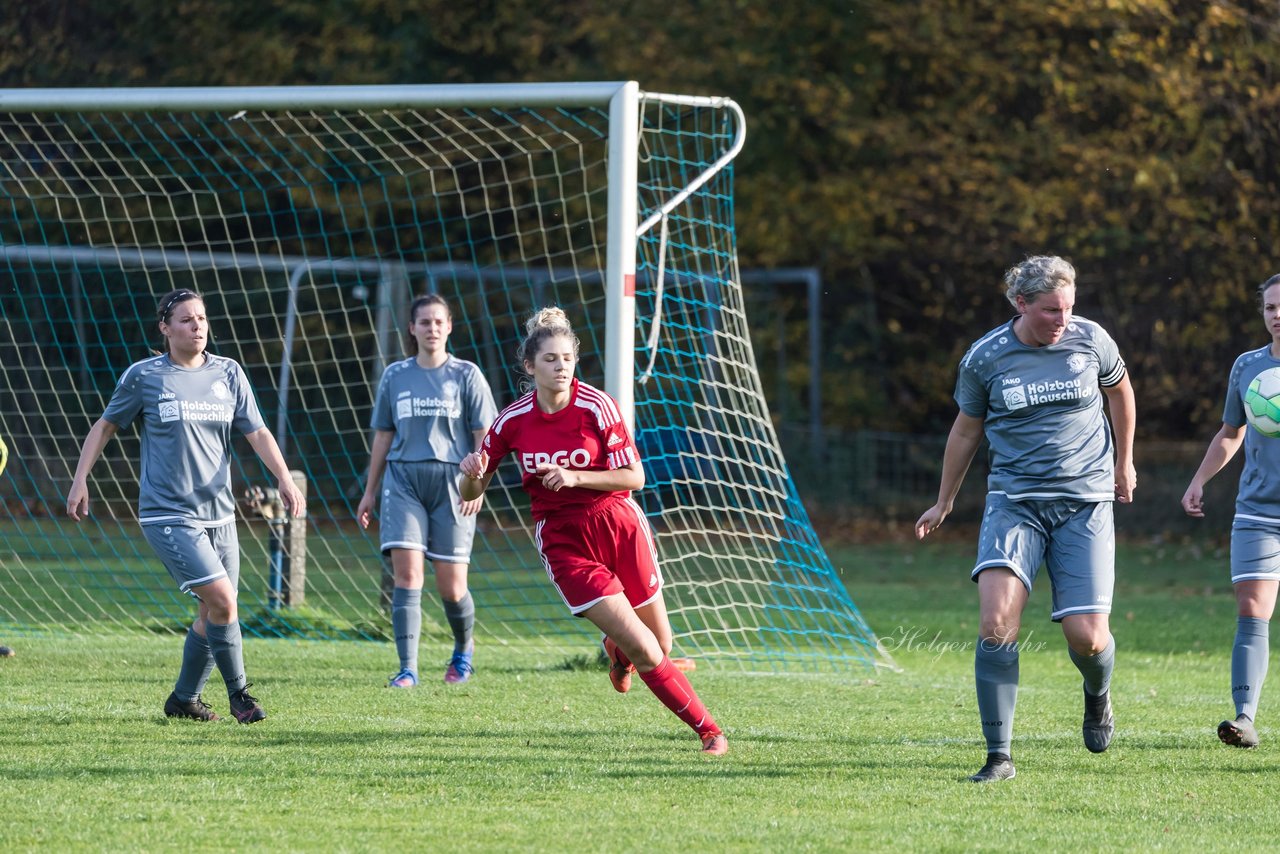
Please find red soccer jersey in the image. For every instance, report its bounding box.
[482,378,640,520]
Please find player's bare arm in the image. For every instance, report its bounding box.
[536,459,644,493]
[1102,374,1137,504]
[244,427,306,518]
[1182,423,1245,517]
[915,412,984,540]
[356,429,394,528]
[67,418,119,521]
[457,427,490,516]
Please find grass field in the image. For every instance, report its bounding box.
[2,539,1275,852]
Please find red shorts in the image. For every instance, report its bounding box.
[534,496,663,615]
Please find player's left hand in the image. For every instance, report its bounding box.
[458,495,484,516]
[66,480,90,521]
[279,477,307,518]
[1115,462,1137,504]
[356,492,376,529]
[914,504,946,540]
[535,463,578,492]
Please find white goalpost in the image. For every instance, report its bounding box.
[0,82,887,673]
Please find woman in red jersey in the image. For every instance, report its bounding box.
[459,307,727,755]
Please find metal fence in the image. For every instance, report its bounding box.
[779,425,1242,542]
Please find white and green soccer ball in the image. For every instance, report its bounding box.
[1245,367,1280,438]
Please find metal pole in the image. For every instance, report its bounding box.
[604,82,640,429]
[807,269,824,457]
[0,82,635,113]
[276,264,308,459]
[739,268,825,451]
[268,517,286,611]
[374,265,397,374]
[71,269,89,390]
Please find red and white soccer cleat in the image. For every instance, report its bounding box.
[700,731,728,756]
[602,636,635,694]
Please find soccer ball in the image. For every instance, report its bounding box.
[1244,367,1280,438]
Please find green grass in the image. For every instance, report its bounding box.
[2,540,1272,852]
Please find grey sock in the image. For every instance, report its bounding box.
[205,620,248,695]
[975,640,1019,756]
[1232,617,1270,720]
[173,625,215,702]
[1069,635,1116,697]
[392,587,422,674]
[442,591,475,654]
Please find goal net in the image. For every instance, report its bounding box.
[0,83,886,673]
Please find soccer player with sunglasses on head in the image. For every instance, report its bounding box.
[68,289,303,723]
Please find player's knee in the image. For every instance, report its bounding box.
[1068,638,1107,656]
[200,591,237,624]
[620,636,663,671]
[1063,627,1109,655]
[1236,594,1275,619]
[206,604,236,624]
[632,649,663,671]
[978,619,1020,645]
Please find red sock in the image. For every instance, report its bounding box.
[638,656,721,737]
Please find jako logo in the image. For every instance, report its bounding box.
[521,449,592,473]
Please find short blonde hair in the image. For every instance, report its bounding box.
[1004,256,1076,308]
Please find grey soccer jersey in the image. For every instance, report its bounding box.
[371,355,497,463]
[956,316,1126,501]
[102,354,265,526]
[1222,346,1280,519]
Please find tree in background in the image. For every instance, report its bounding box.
[4,0,1280,438]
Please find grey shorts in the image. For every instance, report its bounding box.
[972,493,1115,622]
[1230,516,1280,583]
[380,460,476,564]
[141,521,240,598]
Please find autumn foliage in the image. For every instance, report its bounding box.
[5,0,1280,438]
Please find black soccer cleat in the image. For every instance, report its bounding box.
[1082,686,1115,753]
[164,692,220,722]
[968,752,1016,783]
[0,645,13,658]
[1218,714,1260,749]
[228,684,267,724]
